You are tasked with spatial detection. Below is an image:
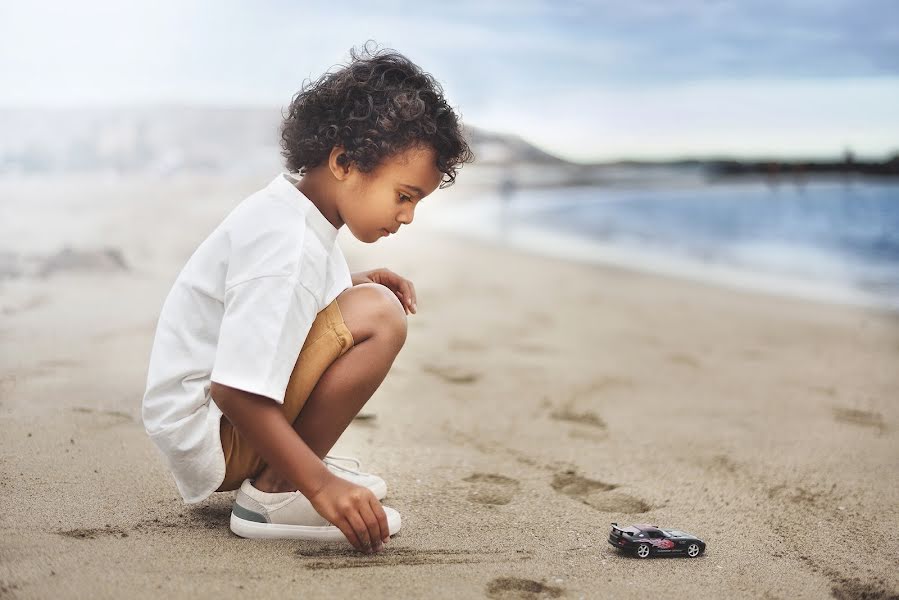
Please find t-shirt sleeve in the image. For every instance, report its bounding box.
[211,274,318,404]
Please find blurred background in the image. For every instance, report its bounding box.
[1,0,898,309]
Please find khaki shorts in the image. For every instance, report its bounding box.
[216,297,355,492]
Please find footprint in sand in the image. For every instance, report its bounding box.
[551,470,651,513]
[422,363,481,385]
[828,576,896,600]
[696,453,739,476]
[810,385,838,398]
[550,406,607,429]
[463,473,520,506]
[668,353,701,368]
[486,577,564,600]
[585,491,652,513]
[550,406,608,442]
[766,484,826,509]
[832,407,886,433]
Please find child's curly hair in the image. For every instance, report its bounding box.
[280,41,474,188]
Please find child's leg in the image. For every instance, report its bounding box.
[291,283,407,455]
[252,283,407,493]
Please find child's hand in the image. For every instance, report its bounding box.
[350,268,417,315]
[307,474,391,553]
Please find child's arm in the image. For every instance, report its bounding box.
[211,382,390,552]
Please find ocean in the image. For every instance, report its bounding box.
[433,178,899,311]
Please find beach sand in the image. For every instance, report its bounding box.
[1,174,897,599]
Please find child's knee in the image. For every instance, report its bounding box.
[338,284,407,345]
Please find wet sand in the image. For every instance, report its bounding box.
[1,174,897,599]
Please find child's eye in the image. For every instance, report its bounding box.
[399,194,412,202]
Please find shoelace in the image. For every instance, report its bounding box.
[323,454,363,474]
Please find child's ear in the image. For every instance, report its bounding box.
[329,146,352,179]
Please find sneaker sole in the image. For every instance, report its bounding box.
[230,506,401,541]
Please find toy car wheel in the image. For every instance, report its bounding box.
[636,543,651,559]
[686,543,701,558]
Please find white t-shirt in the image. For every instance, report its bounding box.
[142,172,353,503]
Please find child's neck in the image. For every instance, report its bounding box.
[294,170,344,229]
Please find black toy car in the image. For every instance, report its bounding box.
[608,523,706,558]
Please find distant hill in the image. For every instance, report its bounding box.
[463,128,568,165]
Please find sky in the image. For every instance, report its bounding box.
[1,0,897,162]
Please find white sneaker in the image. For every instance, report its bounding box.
[323,454,388,500]
[229,478,401,541]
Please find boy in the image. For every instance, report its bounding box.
[141,44,473,554]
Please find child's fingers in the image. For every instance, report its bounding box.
[395,292,411,315]
[406,280,417,312]
[335,517,363,552]
[347,511,373,553]
[400,280,417,313]
[359,500,385,550]
[370,496,390,543]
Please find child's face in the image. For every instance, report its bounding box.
[337,145,443,243]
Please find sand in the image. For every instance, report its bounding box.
[1,174,897,599]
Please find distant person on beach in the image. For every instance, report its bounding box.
[141,43,473,554]
[500,171,517,206]
[498,170,517,239]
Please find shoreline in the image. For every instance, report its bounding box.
[430,219,899,315]
[426,179,899,315]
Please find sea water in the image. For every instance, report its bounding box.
[433,178,899,311]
